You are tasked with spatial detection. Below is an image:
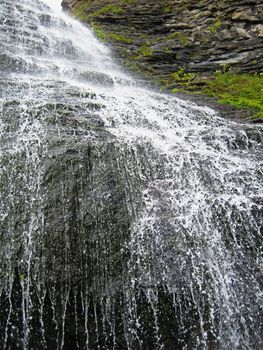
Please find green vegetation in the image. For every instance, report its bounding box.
[72,1,124,21]
[123,0,138,4]
[164,47,173,54]
[208,20,222,34]
[169,71,263,119]
[72,0,90,21]
[164,32,189,45]
[171,68,195,84]
[137,44,153,57]
[92,23,106,40]
[204,73,263,118]
[71,1,262,120]
[92,24,132,43]
[72,2,131,44]
[163,5,171,13]
[90,4,124,17]
[107,33,132,44]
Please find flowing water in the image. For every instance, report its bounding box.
[0,0,263,349]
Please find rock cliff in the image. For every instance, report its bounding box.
[62,0,263,74]
[61,0,263,119]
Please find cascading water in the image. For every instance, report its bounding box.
[0,0,262,349]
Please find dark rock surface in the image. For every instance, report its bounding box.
[1,0,263,348]
[61,0,263,80]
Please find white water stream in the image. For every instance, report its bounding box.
[0,0,262,349]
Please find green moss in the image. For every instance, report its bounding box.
[107,33,132,44]
[164,32,189,45]
[171,87,181,93]
[163,5,171,13]
[72,0,91,21]
[137,45,153,57]
[208,20,222,34]
[204,73,263,118]
[123,0,138,3]
[168,71,263,119]
[164,47,173,54]
[124,60,142,72]
[170,68,196,85]
[90,4,124,17]
[72,2,124,21]
[92,24,107,40]
[92,24,132,44]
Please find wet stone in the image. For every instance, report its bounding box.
[0,0,263,349]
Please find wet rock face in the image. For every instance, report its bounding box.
[1,0,263,349]
[62,0,263,78]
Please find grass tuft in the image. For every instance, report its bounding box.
[205,73,263,118]
[168,71,263,119]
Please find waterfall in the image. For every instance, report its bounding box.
[0,0,262,349]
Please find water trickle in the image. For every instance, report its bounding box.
[0,0,262,349]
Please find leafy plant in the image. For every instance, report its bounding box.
[205,72,263,118]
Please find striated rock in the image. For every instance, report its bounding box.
[253,24,263,37]
[61,0,263,83]
[219,29,233,41]
[232,10,260,22]
[61,0,77,10]
[234,27,252,40]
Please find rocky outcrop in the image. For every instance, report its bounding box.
[61,0,263,81]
